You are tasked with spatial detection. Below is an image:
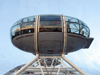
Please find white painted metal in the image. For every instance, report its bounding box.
[57,58,63,75]
[14,54,38,75]
[51,58,54,67]
[44,58,47,67]
[13,55,86,75]
[34,15,38,54]
[27,67,72,69]
[62,15,67,54]
[12,15,87,75]
[62,54,87,75]
[43,59,49,75]
[24,68,76,72]
[38,59,44,75]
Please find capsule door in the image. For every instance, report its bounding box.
[37,15,64,56]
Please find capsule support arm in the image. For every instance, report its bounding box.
[14,54,38,75]
[62,54,87,75]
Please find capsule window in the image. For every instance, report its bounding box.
[11,16,35,39]
[39,26,62,32]
[11,24,21,39]
[65,16,90,37]
[39,15,62,32]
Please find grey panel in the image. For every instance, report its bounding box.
[65,33,87,54]
[12,33,35,54]
[83,38,94,48]
[40,40,61,54]
[38,32,63,55]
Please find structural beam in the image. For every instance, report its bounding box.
[62,54,87,75]
[14,54,38,75]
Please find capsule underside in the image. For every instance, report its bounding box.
[11,15,93,55]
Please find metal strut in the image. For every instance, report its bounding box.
[62,54,87,75]
[13,54,86,75]
[13,15,86,75]
[14,54,39,75]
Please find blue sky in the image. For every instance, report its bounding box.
[0,0,100,75]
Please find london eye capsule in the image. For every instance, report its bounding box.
[10,15,93,56]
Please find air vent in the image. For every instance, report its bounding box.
[47,50,53,54]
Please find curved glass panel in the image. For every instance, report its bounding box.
[65,16,79,23]
[22,16,35,23]
[11,16,35,39]
[65,16,90,37]
[13,19,22,26]
[39,15,62,32]
[21,16,35,34]
[21,22,35,34]
[11,24,21,38]
[11,15,90,39]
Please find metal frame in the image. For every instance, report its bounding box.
[13,15,87,75]
[13,54,86,75]
[62,15,67,54]
[34,15,38,54]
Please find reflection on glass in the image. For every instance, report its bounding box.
[11,16,35,39]
[40,15,62,32]
[23,16,35,23]
[40,21,61,26]
[65,16,78,23]
[65,16,90,37]
[11,15,90,39]
[12,25,20,36]
[21,23,34,34]
[13,19,22,26]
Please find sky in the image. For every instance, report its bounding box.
[0,0,100,75]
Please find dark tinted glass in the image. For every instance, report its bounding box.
[40,15,61,21]
[39,15,62,32]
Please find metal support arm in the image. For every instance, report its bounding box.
[62,54,87,75]
[14,54,38,75]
